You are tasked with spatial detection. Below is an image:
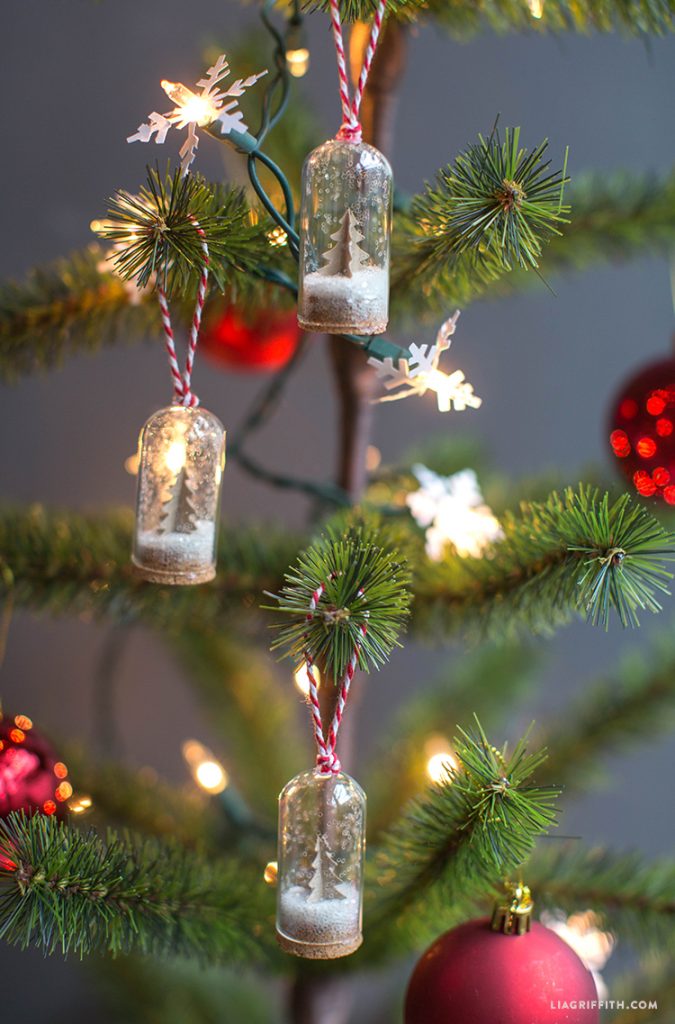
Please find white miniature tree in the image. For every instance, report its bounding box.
[318,209,371,278]
[306,834,346,903]
[157,466,199,534]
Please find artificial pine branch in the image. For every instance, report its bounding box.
[365,721,559,954]
[366,643,540,835]
[535,633,675,791]
[307,0,675,36]
[267,525,412,681]
[172,630,306,816]
[413,486,675,635]
[64,750,221,850]
[98,166,273,295]
[528,844,675,951]
[0,813,275,962]
[0,488,672,639]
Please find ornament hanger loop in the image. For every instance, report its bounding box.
[303,575,368,775]
[330,0,387,144]
[156,215,210,408]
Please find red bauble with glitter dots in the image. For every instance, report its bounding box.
[200,303,301,373]
[404,919,599,1024]
[608,356,675,503]
[0,712,71,820]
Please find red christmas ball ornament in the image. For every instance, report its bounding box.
[200,303,301,373]
[0,712,71,821]
[405,886,599,1024]
[608,355,675,504]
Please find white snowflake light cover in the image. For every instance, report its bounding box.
[128,54,267,174]
[276,768,366,959]
[368,312,482,413]
[406,465,503,560]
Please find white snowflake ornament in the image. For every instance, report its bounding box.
[541,910,615,1000]
[128,54,267,175]
[368,312,481,414]
[406,465,503,560]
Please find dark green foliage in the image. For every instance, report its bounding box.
[366,643,540,835]
[528,844,675,951]
[307,0,675,36]
[414,129,569,272]
[536,635,675,791]
[268,526,412,680]
[366,721,559,952]
[0,813,274,961]
[413,486,675,636]
[99,166,272,295]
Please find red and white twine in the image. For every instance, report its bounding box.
[156,216,210,408]
[304,576,368,775]
[330,0,388,143]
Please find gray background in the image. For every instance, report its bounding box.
[1,2,674,1020]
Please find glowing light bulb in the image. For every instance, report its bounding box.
[294,663,320,697]
[267,226,288,248]
[286,47,310,78]
[165,438,187,476]
[528,0,544,17]
[424,736,458,783]
[263,861,278,885]
[182,739,229,794]
[69,794,93,815]
[161,80,219,127]
[366,445,382,471]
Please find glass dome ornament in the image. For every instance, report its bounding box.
[297,0,392,337]
[276,768,366,959]
[297,139,393,336]
[132,405,225,585]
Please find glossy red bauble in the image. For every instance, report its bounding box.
[0,713,70,820]
[200,304,301,373]
[608,356,675,503]
[404,919,599,1024]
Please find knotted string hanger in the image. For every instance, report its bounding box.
[156,215,210,408]
[303,575,368,775]
[330,0,387,144]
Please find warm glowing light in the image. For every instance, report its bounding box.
[9,728,25,744]
[263,861,279,885]
[656,417,673,437]
[424,736,458,783]
[407,467,503,561]
[165,438,187,476]
[542,909,614,999]
[55,781,73,802]
[294,663,320,697]
[182,739,229,794]
[636,436,657,458]
[619,398,638,420]
[14,715,32,731]
[43,800,57,815]
[69,794,93,815]
[53,762,68,779]
[366,445,382,472]
[527,0,544,17]
[664,485,675,505]
[653,466,670,487]
[267,225,288,248]
[286,47,310,78]
[609,429,631,458]
[161,80,219,127]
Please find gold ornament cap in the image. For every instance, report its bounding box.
[491,881,534,936]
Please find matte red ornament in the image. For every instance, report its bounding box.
[0,712,69,821]
[607,355,675,504]
[200,304,301,373]
[404,918,599,1024]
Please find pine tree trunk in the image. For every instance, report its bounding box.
[291,19,409,1024]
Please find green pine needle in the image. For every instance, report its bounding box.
[366,719,559,950]
[0,813,273,962]
[412,127,569,276]
[267,525,411,681]
[98,165,270,295]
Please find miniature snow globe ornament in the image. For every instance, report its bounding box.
[132,405,225,585]
[297,0,392,336]
[277,768,366,958]
[298,139,393,336]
